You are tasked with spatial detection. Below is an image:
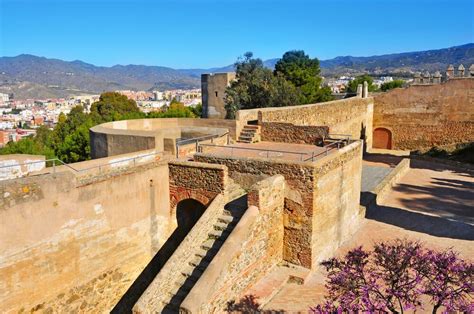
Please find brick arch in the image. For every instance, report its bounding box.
[169,188,213,211]
[373,127,393,149]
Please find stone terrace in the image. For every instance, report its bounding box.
[198,141,339,162]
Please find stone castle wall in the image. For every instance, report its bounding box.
[260,122,329,145]
[236,97,374,150]
[0,160,172,313]
[194,153,315,267]
[90,118,235,159]
[373,78,474,150]
[311,141,364,263]
[194,140,363,269]
[182,175,286,312]
[0,154,45,181]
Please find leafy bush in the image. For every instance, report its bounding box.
[381,79,405,92]
[312,240,473,313]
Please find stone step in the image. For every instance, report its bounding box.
[201,239,217,250]
[208,228,230,240]
[243,125,260,130]
[217,215,234,224]
[194,248,209,258]
[223,206,246,218]
[238,136,254,142]
[237,139,252,143]
[213,221,229,231]
[241,130,257,136]
[188,255,203,267]
[180,264,202,277]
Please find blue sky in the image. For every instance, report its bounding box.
[0,0,473,68]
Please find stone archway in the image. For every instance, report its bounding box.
[175,198,207,240]
[373,127,392,149]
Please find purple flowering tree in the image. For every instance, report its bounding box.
[311,240,473,314]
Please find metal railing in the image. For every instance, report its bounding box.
[302,139,349,162]
[0,150,163,177]
[197,143,312,161]
[76,151,163,175]
[197,134,354,162]
[175,132,229,158]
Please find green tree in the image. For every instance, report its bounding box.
[190,103,202,117]
[0,136,55,159]
[56,122,93,163]
[0,91,203,162]
[347,75,377,93]
[381,79,405,92]
[90,92,141,123]
[225,52,302,118]
[274,50,333,103]
[148,99,196,118]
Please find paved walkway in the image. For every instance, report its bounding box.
[380,160,474,224]
[361,165,392,192]
[202,141,336,162]
[241,159,474,313]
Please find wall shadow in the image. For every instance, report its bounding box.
[363,152,404,167]
[409,158,474,176]
[111,199,206,313]
[225,294,284,314]
[364,192,474,240]
[391,177,474,221]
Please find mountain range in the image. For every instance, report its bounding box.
[1,43,472,99]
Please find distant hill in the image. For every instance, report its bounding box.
[0,55,200,99]
[1,43,472,99]
[319,43,474,75]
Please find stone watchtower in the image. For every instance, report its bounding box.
[422,71,431,84]
[446,64,455,79]
[201,72,236,119]
[432,71,442,84]
[458,64,465,77]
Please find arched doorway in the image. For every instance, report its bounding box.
[373,128,392,149]
[175,199,207,240]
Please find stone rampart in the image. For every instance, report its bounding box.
[90,118,235,158]
[181,175,285,313]
[0,159,172,313]
[260,122,329,145]
[236,97,374,150]
[194,140,363,268]
[373,78,474,150]
[0,154,45,181]
[310,141,364,263]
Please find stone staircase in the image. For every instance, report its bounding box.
[160,183,248,313]
[237,125,261,143]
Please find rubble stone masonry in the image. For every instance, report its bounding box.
[194,140,363,269]
[168,161,227,210]
[260,122,329,145]
[236,97,373,150]
[373,78,474,150]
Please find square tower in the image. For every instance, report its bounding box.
[201,72,236,119]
